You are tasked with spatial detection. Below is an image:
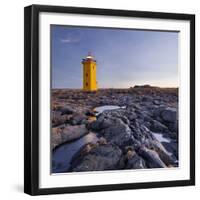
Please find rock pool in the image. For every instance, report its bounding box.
[153,132,171,143]
[52,132,98,173]
[94,105,125,115]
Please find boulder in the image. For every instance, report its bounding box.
[60,106,74,115]
[52,111,66,126]
[125,151,146,169]
[127,111,137,121]
[161,108,177,123]
[51,127,62,149]
[88,115,113,131]
[60,124,89,143]
[165,131,178,140]
[99,118,132,146]
[162,141,178,159]
[142,96,153,102]
[70,113,87,125]
[85,110,96,117]
[152,140,176,166]
[51,124,89,149]
[153,100,160,105]
[168,121,178,132]
[153,106,166,119]
[150,120,168,132]
[138,147,167,168]
[71,144,122,172]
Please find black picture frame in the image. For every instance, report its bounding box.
[24,4,195,196]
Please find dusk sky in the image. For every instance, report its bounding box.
[51,25,178,89]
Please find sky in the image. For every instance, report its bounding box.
[51,25,178,89]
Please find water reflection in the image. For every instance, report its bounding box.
[94,105,125,115]
[52,132,98,173]
[153,132,171,143]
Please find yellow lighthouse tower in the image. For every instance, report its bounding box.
[82,52,98,91]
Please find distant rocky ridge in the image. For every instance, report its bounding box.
[51,85,178,172]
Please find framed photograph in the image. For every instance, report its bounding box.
[24,4,195,195]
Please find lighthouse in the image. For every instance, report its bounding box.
[82,52,98,91]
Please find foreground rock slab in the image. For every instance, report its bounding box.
[70,144,122,172]
[52,124,89,149]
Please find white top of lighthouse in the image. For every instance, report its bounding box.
[86,52,94,59]
[82,52,96,63]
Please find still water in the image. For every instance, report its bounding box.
[52,132,98,173]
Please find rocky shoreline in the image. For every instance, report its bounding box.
[51,85,178,172]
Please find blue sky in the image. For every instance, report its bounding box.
[51,25,178,88]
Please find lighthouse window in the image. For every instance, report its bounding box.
[86,73,88,77]
[86,82,88,86]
